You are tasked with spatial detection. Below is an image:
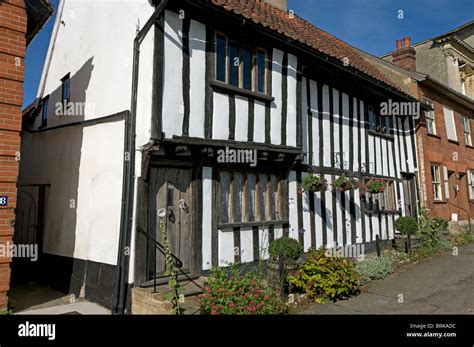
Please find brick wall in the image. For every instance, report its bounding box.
[417,83,474,222]
[0,0,26,312]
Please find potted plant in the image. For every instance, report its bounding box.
[394,216,418,255]
[331,174,359,192]
[365,178,386,194]
[302,173,328,192]
[268,237,304,295]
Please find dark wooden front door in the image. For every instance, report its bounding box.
[149,167,193,277]
[402,174,417,217]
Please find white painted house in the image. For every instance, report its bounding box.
[19,0,419,313]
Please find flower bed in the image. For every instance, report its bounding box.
[198,267,288,315]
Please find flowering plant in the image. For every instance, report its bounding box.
[331,174,359,192]
[302,173,328,192]
[364,178,386,194]
[198,266,288,315]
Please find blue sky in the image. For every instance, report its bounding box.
[23,0,474,108]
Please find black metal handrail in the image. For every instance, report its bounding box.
[138,228,183,268]
[138,227,205,301]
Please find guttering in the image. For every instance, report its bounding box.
[113,0,168,315]
[421,77,474,110]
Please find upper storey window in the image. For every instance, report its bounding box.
[368,105,392,135]
[215,33,268,94]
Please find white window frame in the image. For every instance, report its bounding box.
[468,170,474,200]
[461,116,472,146]
[431,164,443,201]
[425,110,437,135]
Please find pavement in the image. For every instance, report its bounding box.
[10,284,110,315]
[298,242,474,314]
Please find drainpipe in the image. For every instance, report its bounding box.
[114,0,168,315]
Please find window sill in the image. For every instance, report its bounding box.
[427,133,441,139]
[433,200,447,204]
[209,80,275,103]
[367,130,394,141]
[447,139,459,145]
[465,144,474,149]
[218,220,289,230]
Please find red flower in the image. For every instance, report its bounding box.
[245,292,250,298]
[211,310,217,315]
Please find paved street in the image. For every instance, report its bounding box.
[299,243,474,314]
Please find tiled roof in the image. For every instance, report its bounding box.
[209,0,411,97]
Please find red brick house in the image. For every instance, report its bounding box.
[382,26,474,225]
[0,0,52,312]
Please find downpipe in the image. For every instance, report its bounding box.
[114,0,169,315]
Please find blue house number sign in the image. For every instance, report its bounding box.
[0,196,8,206]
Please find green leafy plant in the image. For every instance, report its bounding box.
[363,178,386,194]
[394,216,418,236]
[198,266,288,315]
[417,209,449,257]
[288,248,360,304]
[158,208,182,315]
[268,237,303,266]
[302,173,328,192]
[355,256,393,286]
[331,174,359,192]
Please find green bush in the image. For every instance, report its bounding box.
[198,266,288,315]
[288,249,360,303]
[355,256,393,286]
[394,216,418,236]
[268,237,303,265]
[418,209,448,256]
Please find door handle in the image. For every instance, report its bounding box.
[178,199,189,213]
[168,208,175,223]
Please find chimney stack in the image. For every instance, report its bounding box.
[403,37,411,47]
[392,36,417,72]
[264,0,288,11]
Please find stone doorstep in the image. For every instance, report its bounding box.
[132,277,206,315]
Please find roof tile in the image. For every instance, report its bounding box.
[209,0,409,95]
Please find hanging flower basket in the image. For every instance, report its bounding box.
[302,173,328,192]
[331,174,359,192]
[365,178,386,194]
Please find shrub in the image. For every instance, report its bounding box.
[288,249,360,303]
[198,266,288,315]
[268,237,303,266]
[355,256,393,286]
[418,208,448,256]
[394,216,418,236]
